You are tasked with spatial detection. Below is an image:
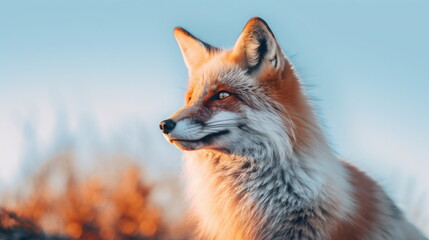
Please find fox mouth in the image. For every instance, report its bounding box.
[169,130,230,150]
[170,130,230,144]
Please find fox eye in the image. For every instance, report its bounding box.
[215,91,231,100]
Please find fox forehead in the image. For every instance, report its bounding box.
[187,52,257,102]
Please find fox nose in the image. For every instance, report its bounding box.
[159,119,176,134]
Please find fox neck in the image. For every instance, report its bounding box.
[183,102,354,239]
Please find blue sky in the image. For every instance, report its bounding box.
[1,0,428,231]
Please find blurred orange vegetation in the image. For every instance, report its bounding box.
[0,151,189,240]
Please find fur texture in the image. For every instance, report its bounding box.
[160,17,427,240]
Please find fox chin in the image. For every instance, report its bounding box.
[159,17,427,240]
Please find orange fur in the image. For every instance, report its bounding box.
[330,163,378,239]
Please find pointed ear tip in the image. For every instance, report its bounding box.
[247,17,269,28]
[249,16,264,22]
[173,27,195,38]
[173,27,186,36]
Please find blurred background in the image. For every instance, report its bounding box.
[1,0,428,239]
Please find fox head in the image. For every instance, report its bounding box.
[160,17,316,159]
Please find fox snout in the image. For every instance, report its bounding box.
[159,110,242,152]
[159,119,176,134]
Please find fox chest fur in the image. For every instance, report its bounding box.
[184,151,351,240]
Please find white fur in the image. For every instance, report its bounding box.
[169,118,203,141]
[168,111,240,141]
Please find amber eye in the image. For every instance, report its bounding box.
[216,91,231,100]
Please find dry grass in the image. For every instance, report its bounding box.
[0,151,189,240]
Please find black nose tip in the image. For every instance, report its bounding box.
[159,119,176,134]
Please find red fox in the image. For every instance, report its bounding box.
[159,17,427,240]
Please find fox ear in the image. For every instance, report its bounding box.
[232,17,279,74]
[174,27,217,72]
